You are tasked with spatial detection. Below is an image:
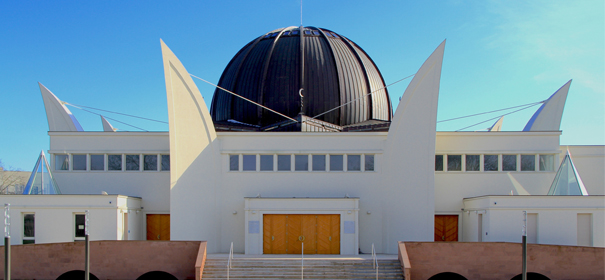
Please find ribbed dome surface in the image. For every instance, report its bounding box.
[210,26,392,129]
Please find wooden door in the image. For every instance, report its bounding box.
[317,214,340,254]
[301,215,317,254]
[264,214,340,254]
[434,215,458,241]
[263,215,287,254]
[147,214,170,240]
[286,215,302,254]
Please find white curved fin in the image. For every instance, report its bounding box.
[488,116,504,131]
[39,83,83,131]
[101,116,116,132]
[523,80,571,131]
[382,40,445,245]
[162,39,219,248]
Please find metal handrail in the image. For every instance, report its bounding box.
[371,243,378,280]
[301,242,304,280]
[227,242,234,280]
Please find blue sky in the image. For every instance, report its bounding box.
[1,0,603,170]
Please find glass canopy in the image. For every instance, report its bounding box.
[22,151,62,195]
[547,153,588,196]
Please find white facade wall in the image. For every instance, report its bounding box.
[0,195,142,245]
[42,130,605,251]
[48,132,170,214]
[462,196,604,247]
[435,132,562,214]
[217,132,388,254]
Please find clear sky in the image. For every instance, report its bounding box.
[1,0,603,171]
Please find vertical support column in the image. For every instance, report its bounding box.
[522,211,527,280]
[4,203,10,280]
[85,210,90,280]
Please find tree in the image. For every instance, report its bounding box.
[0,160,28,194]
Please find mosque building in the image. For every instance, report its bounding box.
[2,26,603,254]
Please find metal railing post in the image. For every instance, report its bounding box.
[301,242,304,280]
[522,211,527,280]
[371,243,378,280]
[227,242,233,280]
[4,204,10,280]
[85,210,90,280]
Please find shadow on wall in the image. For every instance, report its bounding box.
[510,273,551,280]
[428,272,467,280]
[428,272,551,280]
[136,271,179,280]
[56,270,100,280]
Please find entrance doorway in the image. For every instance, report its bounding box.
[434,215,458,241]
[147,214,170,240]
[263,214,340,254]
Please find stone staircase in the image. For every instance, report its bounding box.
[201,257,404,279]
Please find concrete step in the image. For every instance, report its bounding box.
[202,258,403,280]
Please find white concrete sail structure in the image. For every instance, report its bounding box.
[488,116,504,131]
[101,116,116,132]
[523,80,572,131]
[382,40,445,250]
[161,39,221,250]
[39,83,83,132]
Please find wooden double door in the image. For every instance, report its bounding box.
[263,214,340,254]
[147,214,170,240]
[434,215,458,241]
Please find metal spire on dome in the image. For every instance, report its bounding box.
[299,0,305,114]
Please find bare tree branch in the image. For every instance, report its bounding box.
[0,160,28,194]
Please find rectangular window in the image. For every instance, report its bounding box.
[447,155,462,171]
[521,155,535,171]
[243,155,256,171]
[484,155,498,171]
[365,155,375,171]
[330,155,343,171]
[55,154,69,170]
[72,154,87,171]
[539,155,554,171]
[312,155,326,171]
[347,155,361,171]
[277,155,291,171]
[435,155,443,171]
[161,155,170,171]
[260,155,273,171]
[125,155,140,171]
[90,155,104,171]
[229,155,239,171]
[466,155,480,171]
[23,213,35,244]
[502,155,517,171]
[108,155,122,171]
[295,155,308,171]
[75,214,86,238]
[144,155,157,171]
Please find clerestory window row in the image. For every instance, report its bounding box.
[53,153,170,172]
[229,154,375,172]
[435,154,555,172]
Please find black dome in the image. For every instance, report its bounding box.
[210,26,392,131]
